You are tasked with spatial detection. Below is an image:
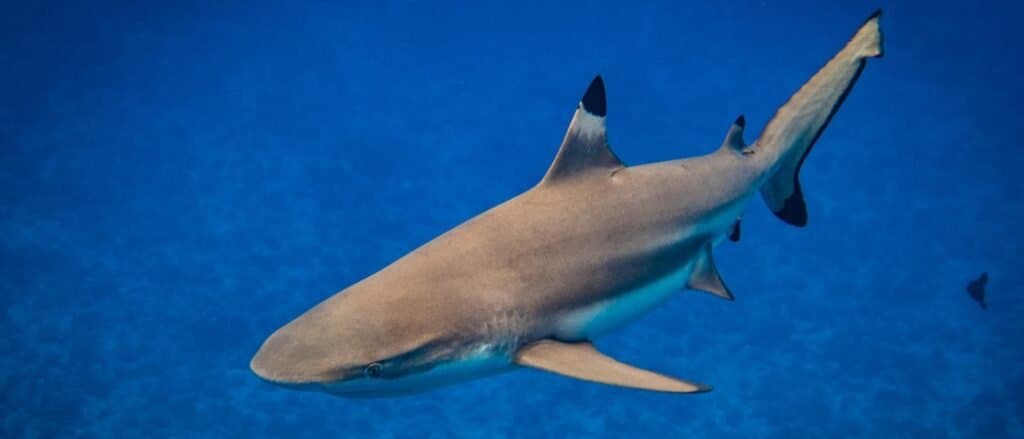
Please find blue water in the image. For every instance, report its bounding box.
[3,1,1022,437]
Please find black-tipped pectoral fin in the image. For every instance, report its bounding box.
[687,244,734,300]
[514,340,710,394]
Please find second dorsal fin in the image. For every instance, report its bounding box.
[722,115,746,151]
[540,75,624,184]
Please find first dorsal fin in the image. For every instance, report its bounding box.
[540,75,624,184]
[514,339,710,393]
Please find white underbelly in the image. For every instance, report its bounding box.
[554,260,697,340]
[551,198,748,341]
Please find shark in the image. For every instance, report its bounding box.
[251,10,884,397]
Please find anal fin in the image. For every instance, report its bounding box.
[729,219,741,242]
[687,244,734,301]
[514,340,710,394]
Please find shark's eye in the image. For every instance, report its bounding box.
[363,363,383,379]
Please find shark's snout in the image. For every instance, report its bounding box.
[250,327,344,386]
[250,347,287,384]
[250,290,427,393]
[250,332,301,384]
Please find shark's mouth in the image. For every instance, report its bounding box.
[320,349,514,398]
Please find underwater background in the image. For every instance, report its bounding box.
[3,0,1022,437]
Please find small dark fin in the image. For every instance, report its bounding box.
[687,244,734,301]
[541,75,624,184]
[515,340,711,393]
[758,11,883,227]
[722,115,746,151]
[729,220,741,242]
[966,272,988,310]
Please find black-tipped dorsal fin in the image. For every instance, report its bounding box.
[687,244,734,301]
[722,115,746,151]
[514,340,710,393]
[541,75,624,184]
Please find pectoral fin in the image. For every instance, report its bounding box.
[514,340,710,393]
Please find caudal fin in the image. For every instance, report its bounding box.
[758,10,884,226]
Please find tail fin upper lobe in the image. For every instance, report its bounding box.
[757,10,884,227]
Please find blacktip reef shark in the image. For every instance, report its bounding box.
[251,10,884,397]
